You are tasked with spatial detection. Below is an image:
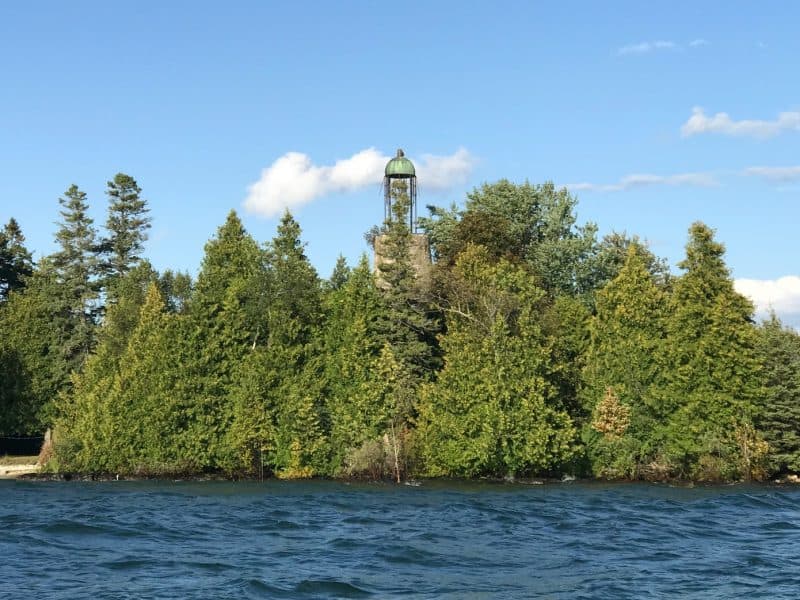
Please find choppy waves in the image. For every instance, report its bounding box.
[2,480,800,598]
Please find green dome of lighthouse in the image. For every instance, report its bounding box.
[385,148,416,178]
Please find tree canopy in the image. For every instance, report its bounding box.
[1,175,791,483]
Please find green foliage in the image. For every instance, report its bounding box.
[580,244,667,477]
[157,269,193,314]
[654,223,764,480]
[56,283,192,473]
[0,342,34,435]
[376,180,441,381]
[8,173,785,484]
[327,254,350,291]
[318,257,391,473]
[97,262,160,365]
[417,249,576,477]
[540,295,591,420]
[99,173,151,292]
[226,211,327,476]
[756,315,800,473]
[51,184,101,369]
[178,210,265,468]
[0,260,79,434]
[591,231,671,291]
[0,218,33,301]
[420,180,599,298]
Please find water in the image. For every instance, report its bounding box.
[2,480,800,599]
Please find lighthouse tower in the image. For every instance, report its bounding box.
[383,148,418,231]
[374,148,431,284]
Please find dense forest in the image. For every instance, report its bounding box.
[2,174,800,482]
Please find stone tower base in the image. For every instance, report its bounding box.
[374,233,431,287]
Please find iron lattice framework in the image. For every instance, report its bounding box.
[383,148,417,232]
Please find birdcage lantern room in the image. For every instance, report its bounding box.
[383,149,417,232]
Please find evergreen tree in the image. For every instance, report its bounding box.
[265,211,323,348]
[0,257,89,435]
[540,294,591,423]
[55,283,183,473]
[376,180,441,381]
[417,247,576,477]
[327,254,350,291]
[319,256,395,474]
[227,211,326,476]
[48,263,160,463]
[94,261,160,366]
[0,332,33,435]
[589,231,671,292]
[580,244,667,477]
[178,210,264,468]
[656,223,766,480]
[101,283,181,472]
[100,173,151,292]
[263,212,327,476]
[0,218,34,301]
[51,184,100,370]
[157,269,193,314]
[756,314,800,473]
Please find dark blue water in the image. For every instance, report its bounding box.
[2,480,800,599]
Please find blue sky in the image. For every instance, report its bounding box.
[2,2,798,323]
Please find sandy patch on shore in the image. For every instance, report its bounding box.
[0,464,40,479]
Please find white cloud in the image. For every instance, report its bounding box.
[743,165,800,182]
[416,148,476,190]
[243,147,475,217]
[617,40,677,55]
[681,107,800,138]
[617,39,709,55]
[735,276,800,324]
[565,172,718,193]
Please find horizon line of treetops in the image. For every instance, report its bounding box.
[1,173,799,482]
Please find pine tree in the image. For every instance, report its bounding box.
[327,254,350,291]
[51,184,100,371]
[756,314,800,473]
[100,173,151,292]
[0,187,104,436]
[0,218,34,301]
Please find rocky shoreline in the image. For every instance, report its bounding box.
[12,469,800,486]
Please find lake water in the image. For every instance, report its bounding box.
[2,479,800,599]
